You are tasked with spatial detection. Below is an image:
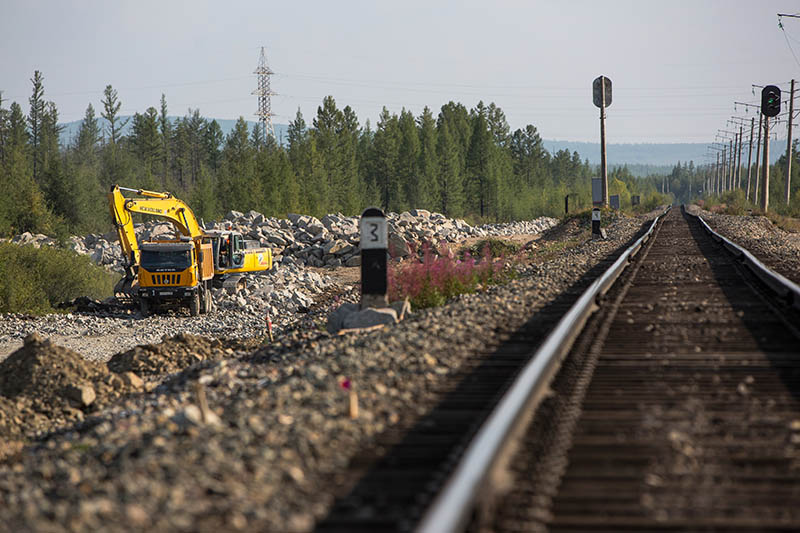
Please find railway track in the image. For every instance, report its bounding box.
[316,207,800,532]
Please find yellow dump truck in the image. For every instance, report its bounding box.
[108,185,272,316]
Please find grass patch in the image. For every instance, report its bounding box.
[529,238,582,263]
[763,211,800,233]
[562,207,624,228]
[459,238,520,260]
[0,242,117,314]
[389,243,514,309]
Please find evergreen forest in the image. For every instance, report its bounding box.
[7,70,791,239]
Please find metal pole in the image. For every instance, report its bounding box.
[600,77,608,207]
[721,148,727,193]
[715,152,720,195]
[746,117,754,200]
[728,139,734,191]
[762,117,770,212]
[755,112,763,203]
[785,78,795,204]
[736,126,743,189]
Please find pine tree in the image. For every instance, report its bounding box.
[76,103,100,162]
[486,102,511,147]
[28,70,46,183]
[466,112,492,217]
[218,117,259,211]
[130,107,161,176]
[417,106,439,209]
[203,119,223,173]
[436,120,464,216]
[101,84,128,145]
[0,92,8,164]
[373,107,401,211]
[185,109,206,187]
[337,105,361,214]
[159,94,171,186]
[397,109,420,210]
[312,96,344,213]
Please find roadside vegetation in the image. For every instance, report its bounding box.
[0,242,116,314]
[388,241,515,309]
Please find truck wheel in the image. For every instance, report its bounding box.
[190,292,200,316]
[140,298,149,318]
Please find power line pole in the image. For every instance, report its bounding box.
[734,126,742,189]
[253,46,277,141]
[754,112,763,203]
[785,78,795,204]
[721,147,727,193]
[715,152,720,195]
[746,117,754,200]
[762,116,771,212]
[728,139,734,191]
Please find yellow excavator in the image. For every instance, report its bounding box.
[108,185,272,316]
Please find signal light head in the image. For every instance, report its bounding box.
[761,85,781,117]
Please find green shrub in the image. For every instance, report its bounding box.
[460,238,520,260]
[0,242,117,314]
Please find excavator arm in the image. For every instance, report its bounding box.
[108,185,205,241]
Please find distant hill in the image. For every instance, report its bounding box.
[58,117,289,146]
[58,117,783,169]
[541,140,785,168]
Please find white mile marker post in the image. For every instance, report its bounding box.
[359,207,388,309]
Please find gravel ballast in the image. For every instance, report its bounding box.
[0,210,664,532]
[686,205,800,284]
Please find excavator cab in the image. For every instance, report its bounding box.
[231,233,244,268]
[211,232,245,270]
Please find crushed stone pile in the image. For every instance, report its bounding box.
[107,333,254,377]
[9,210,558,273]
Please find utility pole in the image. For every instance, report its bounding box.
[762,116,770,212]
[736,126,743,189]
[785,78,795,204]
[721,147,727,193]
[754,112,763,203]
[715,152,720,195]
[728,139,734,191]
[746,117,754,200]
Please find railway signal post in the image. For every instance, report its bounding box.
[359,207,388,309]
[593,75,612,207]
[761,85,781,212]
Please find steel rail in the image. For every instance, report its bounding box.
[689,210,800,310]
[416,206,671,533]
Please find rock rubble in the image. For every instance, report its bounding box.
[8,210,558,273]
[0,208,664,532]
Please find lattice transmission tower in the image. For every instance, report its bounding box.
[253,46,276,140]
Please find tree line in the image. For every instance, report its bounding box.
[1,70,677,238]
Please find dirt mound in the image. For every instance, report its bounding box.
[539,216,585,243]
[0,334,136,441]
[107,333,246,376]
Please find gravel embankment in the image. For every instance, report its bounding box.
[0,209,662,532]
[0,265,337,363]
[686,205,800,285]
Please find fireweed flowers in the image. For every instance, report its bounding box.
[388,242,512,309]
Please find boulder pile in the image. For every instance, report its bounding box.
[8,210,558,273]
[5,210,557,317]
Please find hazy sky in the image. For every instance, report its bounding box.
[2,0,799,145]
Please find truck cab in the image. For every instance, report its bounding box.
[137,239,214,316]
